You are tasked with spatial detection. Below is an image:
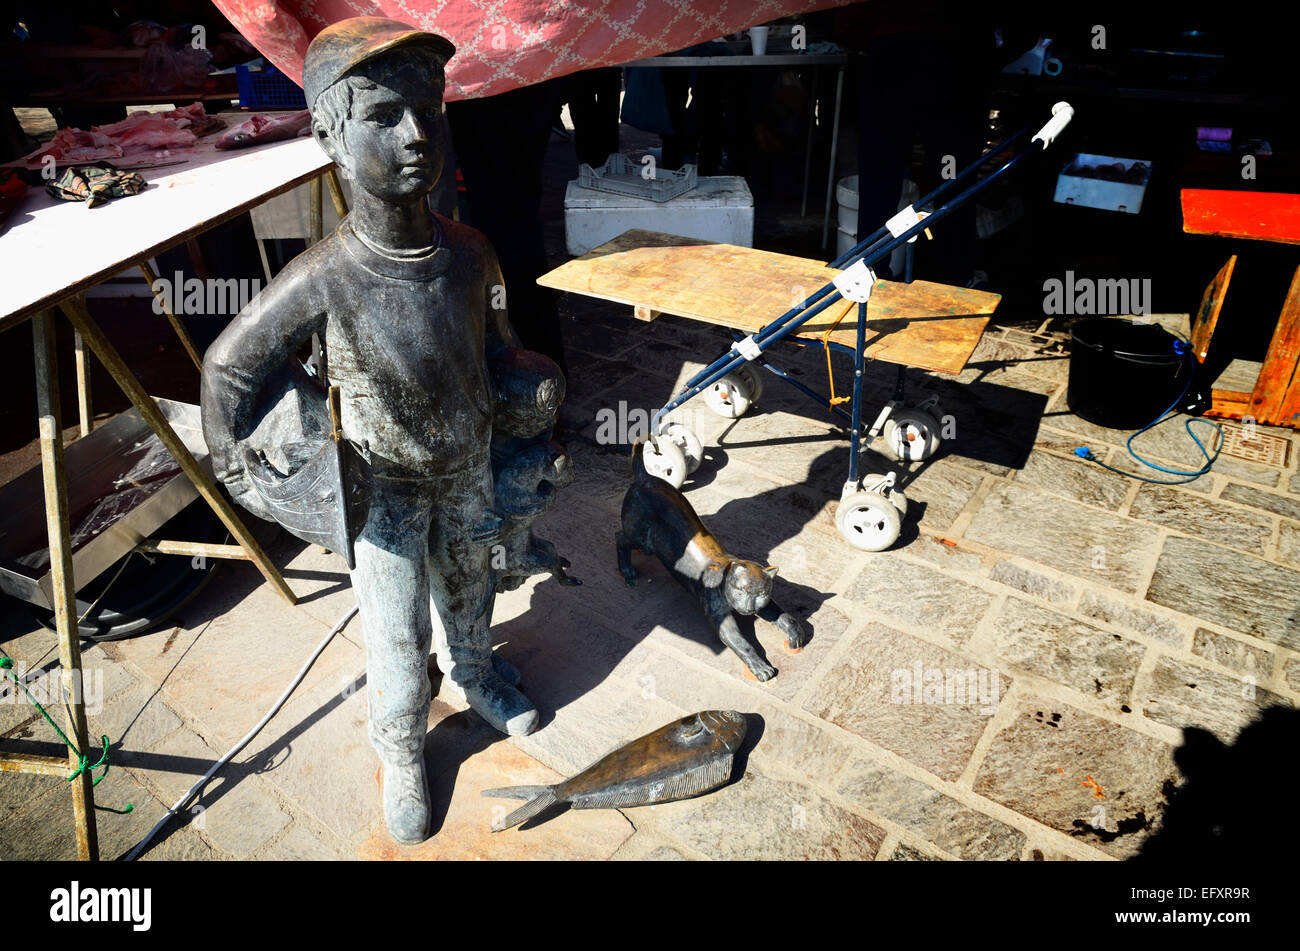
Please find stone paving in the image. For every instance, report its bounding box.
[2,307,1297,861]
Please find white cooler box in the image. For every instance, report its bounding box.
[563,176,754,256]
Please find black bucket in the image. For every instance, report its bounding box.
[1067,318,1190,429]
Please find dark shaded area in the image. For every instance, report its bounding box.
[1132,706,1300,861]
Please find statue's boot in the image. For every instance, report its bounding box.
[429,651,520,687]
[489,651,522,686]
[377,752,431,845]
[433,623,538,736]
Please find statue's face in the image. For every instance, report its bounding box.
[327,52,445,202]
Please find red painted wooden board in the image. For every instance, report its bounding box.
[1181,190,1300,245]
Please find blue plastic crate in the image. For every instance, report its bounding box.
[236,62,306,109]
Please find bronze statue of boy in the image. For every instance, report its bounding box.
[201,17,570,844]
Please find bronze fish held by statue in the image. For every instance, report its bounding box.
[483,710,747,830]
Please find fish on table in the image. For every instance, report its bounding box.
[214,110,312,150]
[483,710,747,830]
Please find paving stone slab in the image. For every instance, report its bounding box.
[79,643,139,709]
[357,735,633,861]
[1191,629,1272,677]
[889,842,945,860]
[1205,455,1283,487]
[565,318,643,361]
[632,762,887,860]
[510,679,686,780]
[1026,846,1078,861]
[235,669,378,850]
[845,555,993,647]
[835,754,1025,859]
[805,622,1006,781]
[1279,522,1300,569]
[1099,448,1217,493]
[1044,411,1234,474]
[749,703,860,784]
[119,724,222,808]
[973,696,1180,858]
[1146,536,1300,649]
[1220,482,1300,522]
[191,774,291,859]
[1128,484,1274,555]
[1078,590,1186,647]
[988,598,1145,705]
[139,826,217,861]
[1140,654,1291,741]
[989,559,1078,605]
[610,832,690,860]
[276,543,357,632]
[1014,449,1131,510]
[624,642,769,714]
[906,534,985,574]
[158,627,363,752]
[0,767,59,829]
[1286,658,1300,692]
[88,682,183,757]
[898,459,986,533]
[1035,427,1104,457]
[260,816,352,860]
[965,483,1161,594]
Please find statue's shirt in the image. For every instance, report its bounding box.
[202,212,516,479]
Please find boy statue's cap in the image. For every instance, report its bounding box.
[303,17,455,109]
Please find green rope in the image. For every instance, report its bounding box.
[0,657,114,788]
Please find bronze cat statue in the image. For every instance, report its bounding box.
[616,440,809,681]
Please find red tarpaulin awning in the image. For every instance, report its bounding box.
[211,0,856,100]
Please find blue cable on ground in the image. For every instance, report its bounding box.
[1073,341,1224,485]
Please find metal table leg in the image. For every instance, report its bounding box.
[822,64,846,250]
[801,68,819,219]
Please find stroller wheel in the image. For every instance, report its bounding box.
[705,373,754,418]
[737,363,764,404]
[661,422,703,474]
[642,437,688,488]
[883,407,942,462]
[858,473,909,517]
[836,491,903,552]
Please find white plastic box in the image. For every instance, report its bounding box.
[1053,153,1152,215]
[564,176,754,256]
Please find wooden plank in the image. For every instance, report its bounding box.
[1252,265,1300,424]
[57,297,299,606]
[136,540,253,560]
[73,330,93,437]
[1279,364,1300,429]
[325,169,349,219]
[538,230,1000,376]
[1190,254,1236,361]
[1206,390,1253,421]
[1181,189,1300,245]
[0,750,74,778]
[32,312,99,861]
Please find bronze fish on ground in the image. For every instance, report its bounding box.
[483,710,747,830]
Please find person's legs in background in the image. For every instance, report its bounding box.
[565,67,622,169]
